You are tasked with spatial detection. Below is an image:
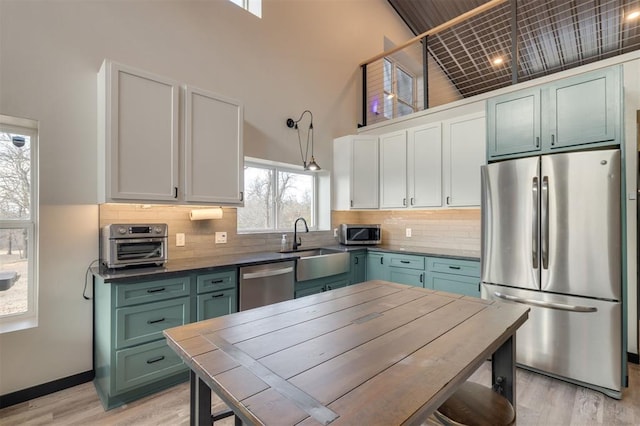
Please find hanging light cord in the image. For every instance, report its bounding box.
[292,110,313,168]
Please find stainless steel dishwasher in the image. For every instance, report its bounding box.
[239,261,295,311]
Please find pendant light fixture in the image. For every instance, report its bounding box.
[286,110,320,171]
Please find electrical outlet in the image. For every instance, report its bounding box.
[215,231,227,244]
[333,228,338,237]
[176,233,185,247]
[405,228,412,238]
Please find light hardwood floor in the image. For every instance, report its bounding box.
[1,362,639,425]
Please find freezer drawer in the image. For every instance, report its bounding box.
[482,283,621,393]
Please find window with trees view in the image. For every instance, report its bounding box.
[238,161,315,232]
[0,118,38,331]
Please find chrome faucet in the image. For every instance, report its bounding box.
[292,217,309,251]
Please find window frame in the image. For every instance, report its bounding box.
[383,57,417,119]
[0,118,39,333]
[238,158,318,234]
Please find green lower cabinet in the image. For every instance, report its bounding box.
[389,268,425,288]
[197,288,237,321]
[366,253,389,280]
[430,272,480,297]
[350,251,367,284]
[94,268,238,410]
[295,273,350,298]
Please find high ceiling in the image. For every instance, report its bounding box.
[387,0,640,98]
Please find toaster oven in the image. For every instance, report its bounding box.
[101,224,168,268]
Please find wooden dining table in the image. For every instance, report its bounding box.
[164,280,529,426]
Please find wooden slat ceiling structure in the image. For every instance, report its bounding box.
[387,0,640,98]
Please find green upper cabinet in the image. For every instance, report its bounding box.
[543,66,619,150]
[487,65,621,160]
[487,88,541,158]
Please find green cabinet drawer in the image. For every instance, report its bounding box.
[114,339,186,393]
[428,257,480,277]
[197,288,237,321]
[431,273,480,298]
[196,269,236,293]
[115,276,191,307]
[115,297,190,349]
[388,253,425,270]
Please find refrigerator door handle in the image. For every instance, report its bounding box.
[493,291,598,312]
[541,176,549,270]
[532,177,538,269]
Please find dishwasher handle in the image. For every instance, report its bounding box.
[242,266,294,280]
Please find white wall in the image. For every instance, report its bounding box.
[0,0,413,395]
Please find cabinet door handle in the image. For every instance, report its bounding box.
[354,257,359,265]
[211,293,224,298]
[350,200,353,207]
[410,197,415,205]
[535,136,540,148]
[420,273,424,283]
[403,198,406,206]
[147,287,166,294]
[446,196,450,205]
[147,317,165,324]
[174,187,178,198]
[380,257,384,265]
[240,191,244,202]
[551,134,555,146]
[400,260,410,264]
[146,355,165,364]
[448,266,461,270]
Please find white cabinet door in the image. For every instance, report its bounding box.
[443,113,485,207]
[184,87,243,205]
[99,61,180,202]
[333,135,378,210]
[379,131,407,209]
[408,123,442,208]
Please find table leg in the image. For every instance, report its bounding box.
[190,371,212,426]
[491,334,516,406]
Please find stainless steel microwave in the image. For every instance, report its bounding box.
[101,224,168,268]
[337,224,381,245]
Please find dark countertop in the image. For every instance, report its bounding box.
[93,244,480,283]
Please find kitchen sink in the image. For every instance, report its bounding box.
[284,248,350,282]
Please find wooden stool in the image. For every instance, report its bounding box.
[432,381,515,426]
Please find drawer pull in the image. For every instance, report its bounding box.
[146,287,166,294]
[147,317,166,324]
[211,293,225,298]
[400,260,411,264]
[210,279,225,284]
[448,266,461,270]
[146,355,165,364]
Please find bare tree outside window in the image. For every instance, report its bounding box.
[238,163,315,232]
[0,129,33,318]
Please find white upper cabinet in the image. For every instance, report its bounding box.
[98,61,180,202]
[408,123,442,208]
[333,135,379,210]
[443,113,486,207]
[184,87,243,204]
[379,131,408,209]
[98,60,244,205]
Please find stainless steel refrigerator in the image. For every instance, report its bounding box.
[480,148,623,398]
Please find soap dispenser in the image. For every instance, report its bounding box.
[280,234,288,252]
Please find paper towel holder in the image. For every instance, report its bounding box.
[189,207,223,221]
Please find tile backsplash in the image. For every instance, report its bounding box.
[332,209,481,254]
[99,204,481,261]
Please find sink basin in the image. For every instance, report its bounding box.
[286,248,350,281]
